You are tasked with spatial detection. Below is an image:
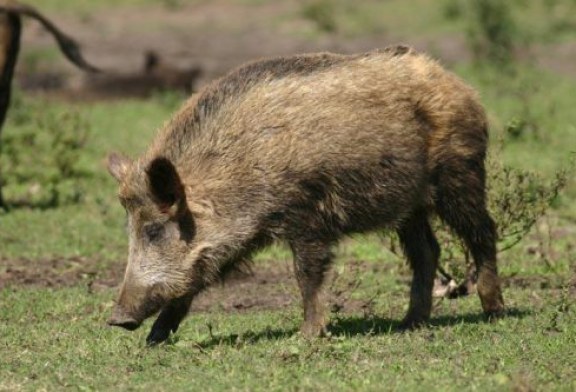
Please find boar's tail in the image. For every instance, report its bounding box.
[0,1,101,73]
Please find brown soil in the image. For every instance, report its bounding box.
[0,256,382,314]
[0,256,124,289]
[191,264,299,313]
[2,255,574,315]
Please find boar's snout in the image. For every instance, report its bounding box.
[107,305,141,331]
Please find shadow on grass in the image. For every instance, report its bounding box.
[330,307,531,336]
[192,307,530,349]
[195,327,299,349]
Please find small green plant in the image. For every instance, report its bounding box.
[542,0,576,37]
[160,0,183,10]
[151,89,187,111]
[0,93,91,208]
[503,75,546,141]
[443,0,524,67]
[301,0,338,33]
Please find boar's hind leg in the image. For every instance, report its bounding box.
[290,240,333,338]
[398,210,440,329]
[435,158,505,318]
[146,294,193,346]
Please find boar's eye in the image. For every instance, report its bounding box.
[144,223,164,242]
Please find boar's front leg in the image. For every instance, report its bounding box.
[290,239,333,338]
[146,294,193,346]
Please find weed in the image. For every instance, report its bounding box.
[541,0,576,37]
[443,0,524,67]
[0,92,91,208]
[160,0,183,11]
[301,0,338,33]
[547,284,572,332]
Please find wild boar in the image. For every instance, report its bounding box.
[106,45,505,345]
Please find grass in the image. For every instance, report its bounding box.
[1,276,574,391]
[0,97,168,261]
[1,0,575,390]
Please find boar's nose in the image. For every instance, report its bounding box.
[107,306,141,331]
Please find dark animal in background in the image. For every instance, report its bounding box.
[75,50,203,99]
[17,50,203,99]
[0,0,100,208]
[106,46,505,345]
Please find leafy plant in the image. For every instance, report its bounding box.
[0,93,91,208]
[301,0,338,33]
[541,0,576,37]
[443,0,525,67]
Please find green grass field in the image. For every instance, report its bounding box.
[1,280,574,391]
[1,0,575,390]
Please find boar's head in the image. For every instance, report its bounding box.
[106,153,201,330]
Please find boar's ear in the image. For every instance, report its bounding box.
[146,157,184,214]
[107,152,131,182]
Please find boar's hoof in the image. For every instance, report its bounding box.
[398,317,429,331]
[146,327,171,346]
[146,313,181,346]
[480,294,505,322]
[300,323,328,339]
[485,307,506,322]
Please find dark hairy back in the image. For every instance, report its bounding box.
[194,53,347,121]
[193,46,416,121]
[155,46,422,162]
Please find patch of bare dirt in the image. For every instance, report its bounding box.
[534,41,576,78]
[0,256,394,314]
[191,264,298,313]
[0,256,124,289]
[3,255,573,316]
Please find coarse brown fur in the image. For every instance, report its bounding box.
[107,45,505,345]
